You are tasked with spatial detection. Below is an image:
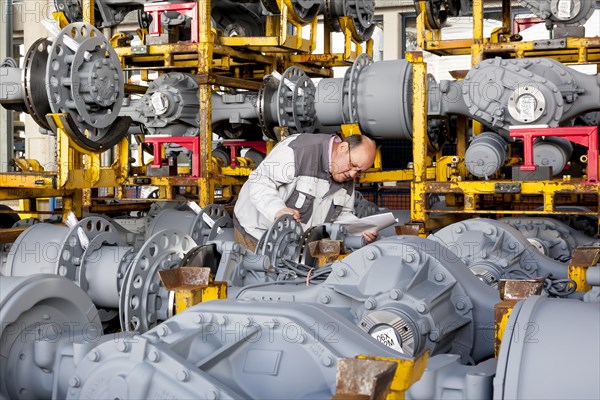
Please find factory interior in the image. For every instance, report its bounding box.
[1,0,600,399]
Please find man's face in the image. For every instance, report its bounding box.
[331,142,375,183]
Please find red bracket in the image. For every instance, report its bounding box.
[510,126,599,183]
[144,2,199,43]
[221,140,267,166]
[145,136,200,177]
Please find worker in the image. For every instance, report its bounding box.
[233,133,378,251]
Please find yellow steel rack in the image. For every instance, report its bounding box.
[407,3,600,234]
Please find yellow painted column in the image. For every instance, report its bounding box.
[198,0,214,207]
[408,52,428,224]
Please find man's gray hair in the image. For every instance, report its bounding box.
[344,134,369,150]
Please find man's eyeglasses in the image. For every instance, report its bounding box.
[348,149,365,176]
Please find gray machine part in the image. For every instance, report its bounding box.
[0,274,103,400]
[121,72,200,136]
[315,55,414,140]
[4,215,125,281]
[500,217,599,261]
[60,301,406,400]
[520,0,596,27]
[234,235,499,363]
[322,0,376,41]
[0,23,127,150]
[212,0,266,36]
[464,132,508,178]
[406,354,497,400]
[579,111,600,127]
[257,66,317,140]
[494,295,600,400]
[119,229,197,332]
[460,57,600,136]
[533,136,573,176]
[213,241,273,287]
[146,204,234,245]
[428,218,569,287]
[275,66,317,135]
[255,214,304,269]
[583,265,600,303]
[353,192,380,218]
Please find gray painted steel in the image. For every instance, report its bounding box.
[494,295,600,400]
[464,132,508,178]
[500,217,599,261]
[532,136,573,176]
[0,275,102,399]
[429,218,569,286]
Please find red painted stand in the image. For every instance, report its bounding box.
[144,2,199,43]
[222,140,267,166]
[510,126,599,183]
[145,136,200,177]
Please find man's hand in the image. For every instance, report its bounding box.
[362,230,378,244]
[275,207,301,222]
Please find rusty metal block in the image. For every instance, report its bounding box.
[159,267,226,313]
[308,239,345,266]
[570,247,600,267]
[499,278,544,301]
[395,225,420,236]
[568,246,600,292]
[159,267,211,290]
[333,358,397,400]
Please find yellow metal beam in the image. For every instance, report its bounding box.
[408,52,428,224]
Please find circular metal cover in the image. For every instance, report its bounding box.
[284,0,321,25]
[256,214,304,269]
[276,66,317,134]
[323,0,376,42]
[22,38,52,130]
[342,53,373,124]
[120,229,196,332]
[258,74,280,140]
[46,22,124,145]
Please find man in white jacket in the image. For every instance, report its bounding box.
[233,133,377,251]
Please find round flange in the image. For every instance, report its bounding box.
[275,66,317,134]
[195,204,232,244]
[120,229,196,332]
[342,53,373,124]
[58,216,123,283]
[256,214,304,269]
[22,38,52,130]
[284,0,321,25]
[46,22,124,146]
[323,0,376,42]
[258,74,280,140]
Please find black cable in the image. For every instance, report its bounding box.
[543,274,577,298]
